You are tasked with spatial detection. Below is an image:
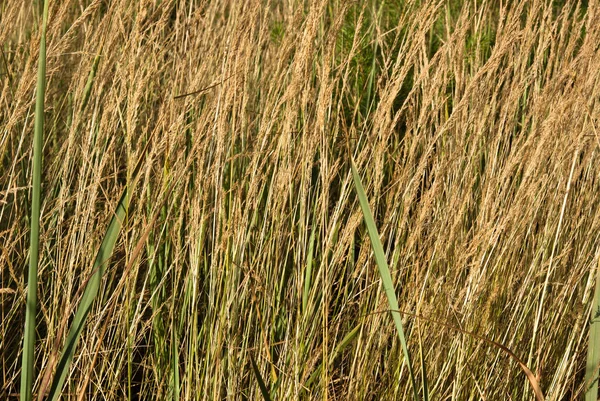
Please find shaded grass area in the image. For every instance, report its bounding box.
[1,0,600,399]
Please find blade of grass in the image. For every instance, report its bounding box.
[250,354,272,401]
[305,323,361,388]
[585,258,600,401]
[46,138,152,401]
[20,0,49,399]
[377,308,545,401]
[350,159,419,400]
[47,188,130,401]
[171,327,180,401]
[418,326,429,401]
[303,206,317,314]
[80,49,102,113]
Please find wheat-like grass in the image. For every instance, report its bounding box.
[1,0,599,399]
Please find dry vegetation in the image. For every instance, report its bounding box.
[1,0,600,399]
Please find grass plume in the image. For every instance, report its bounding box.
[1,0,599,399]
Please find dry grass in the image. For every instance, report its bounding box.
[2,0,600,399]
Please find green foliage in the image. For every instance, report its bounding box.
[19,0,49,399]
[350,160,418,400]
[48,186,132,400]
[250,354,272,401]
[585,264,600,401]
[3,1,598,399]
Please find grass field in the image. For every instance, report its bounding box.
[1,0,600,399]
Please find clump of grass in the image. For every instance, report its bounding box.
[1,0,600,399]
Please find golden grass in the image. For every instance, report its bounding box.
[1,0,600,399]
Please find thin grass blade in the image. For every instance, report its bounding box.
[585,259,600,401]
[303,206,317,314]
[306,323,362,388]
[80,49,102,112]
[350,159,419,400]
[171,329,180,401]
[250,354,272,401]
[47,188,130,401]
[20,1,49,400]
[419,328,429,401]
[45,134,151,400]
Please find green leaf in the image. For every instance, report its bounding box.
[585,262,600,401]
[303,206,317,314]
[46,131,151,400]
[305,323,362,388]
[47,187,131,401]
[20,0,49,400]
[350,159,419,400]
[250,354,272,401]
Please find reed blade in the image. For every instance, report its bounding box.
[585,260,600,401]
[20,1,50,399]
[350,159,418,400]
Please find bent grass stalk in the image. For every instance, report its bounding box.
[384,309,545,401]
[20,0,49,399]
[350,159,419,400]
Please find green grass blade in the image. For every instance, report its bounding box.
[250,354,272,401]
[350,159,419,400]
[47,187,131,400]
[419,328,429,401]
[46,135,151,400]
[331,324,361,363]
[303,206,317,314]
[171,329,180,401]
[80,49,102,112]
[306,323,361,388]
[585,261,600,401]
[20,1,49,400]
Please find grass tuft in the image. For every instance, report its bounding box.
[1,0,599,399]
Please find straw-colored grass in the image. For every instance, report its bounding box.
[2,0,600,399]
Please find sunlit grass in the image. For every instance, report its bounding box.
[1,0,598,399]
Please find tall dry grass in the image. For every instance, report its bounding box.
[1,0,600,399]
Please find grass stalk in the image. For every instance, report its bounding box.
[19,0,50,399]
[250,354,272,401]
[585,257,600,401]
[350,159,419,400]
[46,141,150,400]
